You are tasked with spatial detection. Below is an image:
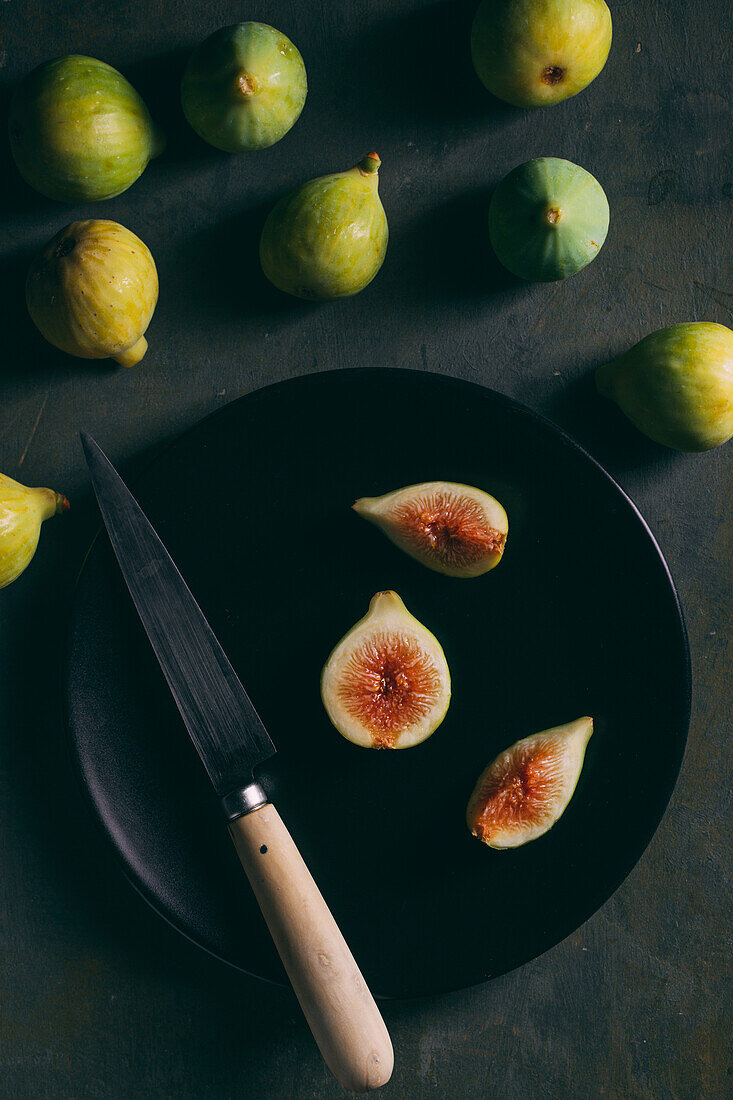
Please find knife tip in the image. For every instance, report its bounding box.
[79,430,98,462]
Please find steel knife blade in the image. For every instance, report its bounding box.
[81,431,276,800]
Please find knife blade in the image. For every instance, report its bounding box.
[81,432,393,1092]
[80,431,275,802]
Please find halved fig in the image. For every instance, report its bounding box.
[353,481,508,578]
[320,590,451,749]
[467,716,593,848]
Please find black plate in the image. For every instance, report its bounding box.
[65,369,690,998]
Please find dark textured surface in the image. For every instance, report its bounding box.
[0,0,730,1097]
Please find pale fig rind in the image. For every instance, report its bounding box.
[260,152,388,300]
[467,716,593,848]
[320,590,451,749]
[353,481,508,578]
[0,472,69,589]
[596,322,733,452]
[26,220,158,368]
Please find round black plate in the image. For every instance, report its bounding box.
[65,369,690,998]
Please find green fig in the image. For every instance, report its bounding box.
[489,157,609,282]
[181,22,307,152]
[0,473,69,589]
[596,322,733,451]
[321,591,451,749]
[471,0,612,109]
[353,482,508,578]
[467,716,593,848]
[260,152,388,300]
[9,55,164,203]
[27,220,158,368]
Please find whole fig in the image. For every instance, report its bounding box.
[596,322,733,451]
[260,152,388,300]
[0,473,69,589]
[27,220,158,368]
[9,55,164,203]
[489,157,609,282]
[471,0,612,108]
[181,22,307,152]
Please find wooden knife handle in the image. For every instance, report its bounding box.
[229,803,393,1093]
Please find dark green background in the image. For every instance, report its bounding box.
[1,1,730,1097]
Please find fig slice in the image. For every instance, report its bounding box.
[320,590,451,749]
[467,716,593,848]
[353,482,508,578]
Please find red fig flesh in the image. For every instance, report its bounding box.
[467,716,593,848]
[320,590,451,749]
[353,481,508,577]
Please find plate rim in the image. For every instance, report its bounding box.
[63,366,692,998]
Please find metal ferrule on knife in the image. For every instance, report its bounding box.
[220,782,269,822]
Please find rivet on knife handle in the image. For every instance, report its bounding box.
[228,796,394,1093]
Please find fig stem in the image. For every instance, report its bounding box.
[114,336,148,368]
[37,487,69,520]
[357,152,381,175]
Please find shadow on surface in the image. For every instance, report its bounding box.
[178,181,528,331]
[549,366,685,476]
[122,46,225,169]
[176,199,312,324]
[0,75,65,221]
[387,185,528,307]
[327,0,520,133]
[0,242,36,362]
[0,239,107,388]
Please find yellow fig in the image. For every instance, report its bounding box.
[596,322,733,451]
[0,473,69,589]
[471,0,612,109]
[26,220,158,368]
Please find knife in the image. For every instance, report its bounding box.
[81,432,393,1093]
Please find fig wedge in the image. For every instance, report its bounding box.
[353,482,508,578]
[467,716,593,848]
[320,590,451,749]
